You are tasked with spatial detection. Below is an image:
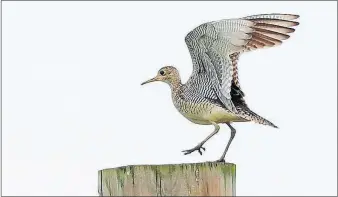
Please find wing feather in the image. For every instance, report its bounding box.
[185,13,299,111]
[230,14,299,103]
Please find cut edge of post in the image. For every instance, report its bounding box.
[99,161,235,172]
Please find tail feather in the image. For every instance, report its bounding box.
[238,107,278,128]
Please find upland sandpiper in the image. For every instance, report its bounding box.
[141,13,299,162]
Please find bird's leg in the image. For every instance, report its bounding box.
[216,123,236,162]
[182,122,220,156]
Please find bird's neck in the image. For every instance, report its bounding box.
[168,77,182,92]
[169,78,184,104]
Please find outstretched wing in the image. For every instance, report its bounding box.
[230,14,299,93]
[185,13,299,111]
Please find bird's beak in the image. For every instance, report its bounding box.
[141,77,158,85]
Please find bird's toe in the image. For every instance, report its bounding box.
[182,146,206,156]
[215,158,226,163]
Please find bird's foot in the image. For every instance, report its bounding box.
[182,146,206,156]
[215,158,226,163]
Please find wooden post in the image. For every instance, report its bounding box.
[98,162,236,196]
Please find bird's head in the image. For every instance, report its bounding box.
[141,66,181,87]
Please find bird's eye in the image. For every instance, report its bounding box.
[160,71,165,76]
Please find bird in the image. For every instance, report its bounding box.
[141,13,299,162]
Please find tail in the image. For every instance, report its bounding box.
[239,107,278,128]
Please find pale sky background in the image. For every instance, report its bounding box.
[2,1,337,196]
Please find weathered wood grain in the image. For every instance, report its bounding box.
[98,162,236,196]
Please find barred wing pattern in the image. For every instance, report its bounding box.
[185,13,299,112]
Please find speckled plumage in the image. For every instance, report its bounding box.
[142,13,299,162]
